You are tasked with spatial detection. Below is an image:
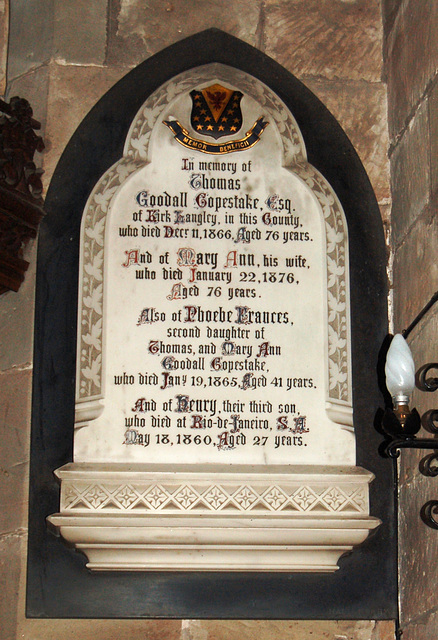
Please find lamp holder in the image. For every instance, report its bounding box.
[380,294,438,528]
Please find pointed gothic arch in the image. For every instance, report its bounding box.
[29,29,394,619]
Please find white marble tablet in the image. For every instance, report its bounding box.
[48,64,379,572]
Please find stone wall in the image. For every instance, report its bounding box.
[0,1,395,638]
[383,0,438,638]
[0,0,8,94]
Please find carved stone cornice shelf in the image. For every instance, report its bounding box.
[0,96,45,294]
[47,463,380,572]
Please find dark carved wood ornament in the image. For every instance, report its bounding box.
[0,96,45,294]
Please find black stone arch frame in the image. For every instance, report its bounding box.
[28,29,395,619]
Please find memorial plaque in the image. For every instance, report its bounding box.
[48,64,379,572]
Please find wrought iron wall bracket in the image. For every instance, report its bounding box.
[381,295,438,529]
[385,437,438,459]
[416,363,438,393]
[384,435,438,529]
[421,501,438,529]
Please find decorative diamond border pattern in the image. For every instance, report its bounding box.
[61,481,368,514]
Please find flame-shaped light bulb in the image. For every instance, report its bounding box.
[385,334,416,405]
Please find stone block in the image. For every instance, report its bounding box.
[390,100,430,246]
[399,471,438,624]
[17,618,182,640]
[303,78,390,204]
[428,79,438,200]
[43,63,128,187]
[7,0,54,83]
[0,0,8,96]
[381,0,403,37]
[107,0,261,67]
[0,368,32,534]
[372,620,396,640]
[53,0,108,66]
[392,208,438,332]
[264,0,382,83]
[386,0,438,139]
[0,240,37,372]
[0,530,26,640]
[183,620,380,640]
[401,611,438,640]
[409,313,438,415]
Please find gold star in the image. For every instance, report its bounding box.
[218,125,225,131]
[195,101,202,107]
[206,124,214,131]
[204,115,211,122]
[227,109,234,115]
[221,117,227,122]
[230,126,237,132]
[194,94,201,99]
[234,118,239,123]
[197,124,204,130]
[200,109,207,115]
[193,115,199,121]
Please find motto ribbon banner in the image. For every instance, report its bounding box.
[163,117,269,154]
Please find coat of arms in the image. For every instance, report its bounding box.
[163,83,268,155]
[190,84,243,140]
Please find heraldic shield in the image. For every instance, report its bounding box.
[190,84,243,139]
